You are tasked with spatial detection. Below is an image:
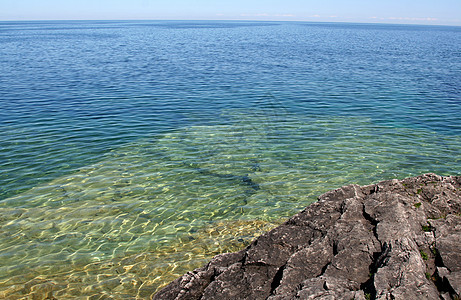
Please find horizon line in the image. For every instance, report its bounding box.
[0,18,460,27]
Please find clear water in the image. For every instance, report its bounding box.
[0,20,460,298]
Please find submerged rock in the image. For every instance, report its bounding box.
[153,174,461,299]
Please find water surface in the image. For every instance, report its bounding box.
[0,20,460,298]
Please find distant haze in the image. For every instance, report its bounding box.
[1,0,460,26]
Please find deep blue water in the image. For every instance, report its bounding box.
[0,20,460,297]
[1,20,460,200]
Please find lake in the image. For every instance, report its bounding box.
[0,20,460,298]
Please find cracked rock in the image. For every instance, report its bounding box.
[153,174,461,299]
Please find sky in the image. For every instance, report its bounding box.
[0,0,460,26]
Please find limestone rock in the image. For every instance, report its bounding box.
[153,174,461,299]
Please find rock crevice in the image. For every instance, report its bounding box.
[153,174,461,300]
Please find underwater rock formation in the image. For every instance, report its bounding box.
[153,173,461,299]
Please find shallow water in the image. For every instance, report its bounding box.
[0,21,460,298]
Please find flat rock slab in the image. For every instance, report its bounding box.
[153,174,461,300]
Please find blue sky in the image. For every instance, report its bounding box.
[1,0,460,26]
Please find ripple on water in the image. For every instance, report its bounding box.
[0,110,460,298]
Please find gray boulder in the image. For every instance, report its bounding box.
[153,174,461,300]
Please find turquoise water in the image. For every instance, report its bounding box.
[0,21,460,298]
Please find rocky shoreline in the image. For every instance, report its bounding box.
[154,174,461,299]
